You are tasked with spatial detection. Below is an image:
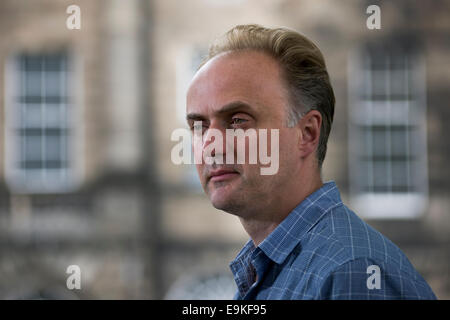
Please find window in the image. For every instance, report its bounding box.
[348,45,428,218]
[5,52,78,193]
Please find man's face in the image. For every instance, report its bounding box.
[186,50,302,218]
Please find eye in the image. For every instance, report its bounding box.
[231,117,248,126]
[190,121,207,132]
[190,122,210,138]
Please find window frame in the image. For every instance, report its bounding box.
[4,51,83,194]
[347,47,428,219]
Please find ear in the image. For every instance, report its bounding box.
[298,110,322,157]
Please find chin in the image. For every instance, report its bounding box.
[210,193,241,215]
[210,193,231,210]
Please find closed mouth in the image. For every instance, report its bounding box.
[208,169,240,182]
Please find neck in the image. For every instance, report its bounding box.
[240,166,323,246]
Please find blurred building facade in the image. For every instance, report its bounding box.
[0,0,449,299]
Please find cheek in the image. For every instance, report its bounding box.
[195,164,205,182]
[279,132,299,163]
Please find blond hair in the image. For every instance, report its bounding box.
[201,24,335,168]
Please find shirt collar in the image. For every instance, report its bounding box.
[257,181,342,265]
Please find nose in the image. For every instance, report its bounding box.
[202,121,228,163]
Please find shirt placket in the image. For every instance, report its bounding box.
[242,249,271,300]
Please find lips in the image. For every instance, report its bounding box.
[208,168,240,182]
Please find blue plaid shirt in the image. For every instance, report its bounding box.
[230,181,436,300]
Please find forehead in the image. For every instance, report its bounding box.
[186,50,289,116]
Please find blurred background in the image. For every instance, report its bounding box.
[0,0,449,299]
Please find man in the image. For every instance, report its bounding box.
[186,24,436,299]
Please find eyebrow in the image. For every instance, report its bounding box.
[186,113,207,122]
[186,101,256,122]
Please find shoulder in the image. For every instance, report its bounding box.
[300,204,436,299]
[316,257,436,299]
[305,203,413,272]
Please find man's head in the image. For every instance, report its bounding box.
[202,24,335,168]
[186,24,335,218]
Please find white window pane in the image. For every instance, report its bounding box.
[373,161,389,189]
[372,129,387,156]
[44,169,66,185]
[23,56,42,71]
[45,71,62,97]
[389,102,410,125]
[370,102,390,124]
[24,71,42,96]
[45,134,61,161]
[391,129,408,156]
[391,161,408,190]
[23,104,42,127]
[25,135,42,160]
[25,169,44,186]
[45,104,62,127]
[359,160,371,190]
[372,71,387,97]
[391,70,408,97]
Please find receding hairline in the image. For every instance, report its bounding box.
[197,48,280,74]
[191,48,290,99]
